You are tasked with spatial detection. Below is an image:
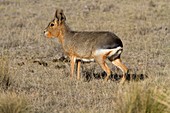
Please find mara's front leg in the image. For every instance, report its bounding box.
[69,56,76,79]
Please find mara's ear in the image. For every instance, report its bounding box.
[55,9,66,24]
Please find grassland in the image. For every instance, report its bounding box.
[0,0,170,113]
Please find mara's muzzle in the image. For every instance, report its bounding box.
[44,30,52,38]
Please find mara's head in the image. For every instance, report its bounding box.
[44,9,66,38]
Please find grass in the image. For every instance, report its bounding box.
[114,81,170,113]
[0,0,170,112]
[0,92,30,113]
[0,56,11,91]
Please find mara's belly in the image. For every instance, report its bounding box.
[76,58,95,62]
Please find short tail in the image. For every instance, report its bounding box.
[108,47,123,61]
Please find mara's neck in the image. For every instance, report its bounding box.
[63,22,72,33]
[57,22,72,44]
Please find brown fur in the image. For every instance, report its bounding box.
[44,9,128,83]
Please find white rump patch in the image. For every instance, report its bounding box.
[94,46,122,57]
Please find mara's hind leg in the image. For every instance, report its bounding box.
[95,55,111,81]
[76,60,81,80]
[111,58,128,83]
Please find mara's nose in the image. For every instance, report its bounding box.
[43,30,46,34]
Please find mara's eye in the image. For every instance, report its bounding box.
[50,23,54,27]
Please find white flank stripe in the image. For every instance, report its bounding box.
[95,46,122,57]
[76,58,95,62]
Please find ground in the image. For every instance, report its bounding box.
[0,0,170,113]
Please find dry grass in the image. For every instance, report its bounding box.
[0,56,10,91]
[0,92,30,113]
[114,81,170,113]
[0,0,170,112]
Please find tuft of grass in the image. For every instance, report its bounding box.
[154,90,170,111]
[114,82,170,113]
[0,92,30,113]
[0,56,11,90]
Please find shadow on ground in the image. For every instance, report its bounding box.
[32,57,148,83]
[82,70,148,82]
